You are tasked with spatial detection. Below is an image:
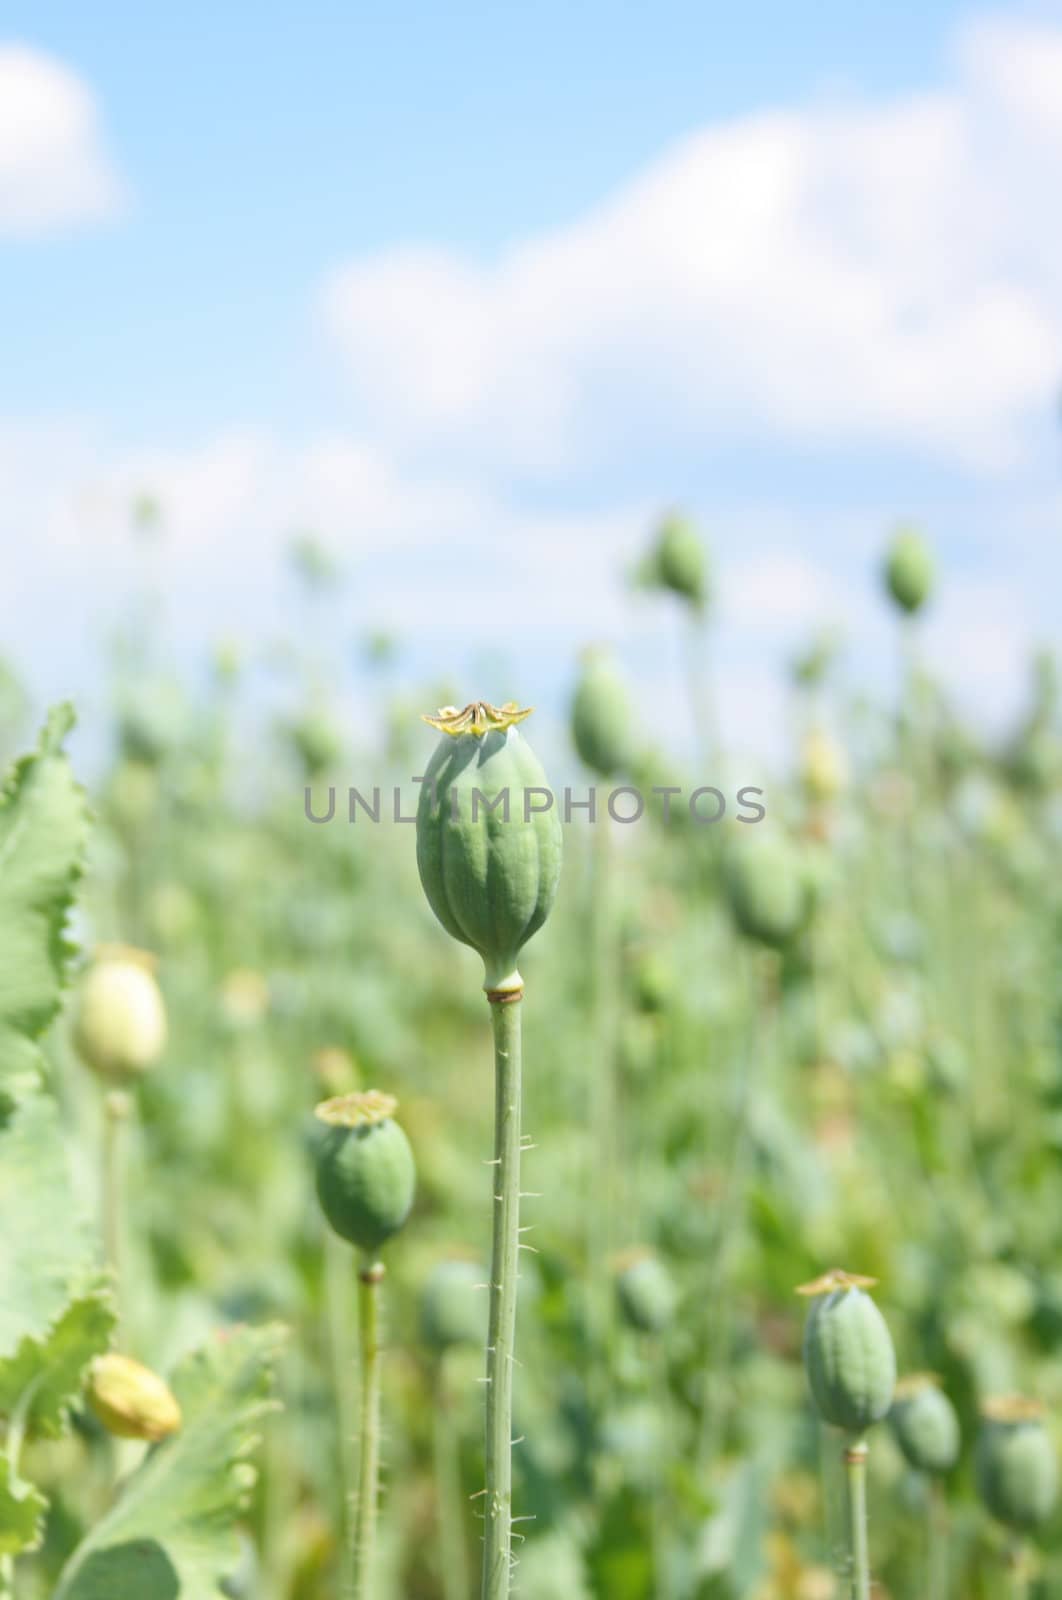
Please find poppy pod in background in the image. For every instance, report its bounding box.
[314,1091,416,1256]
[976,1397,1058,1534]
[890,1374,960,1476]
[74,945,167,1081]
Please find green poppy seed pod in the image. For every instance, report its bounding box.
[415,701,563,994]
[724,835,812,949]
[653,513,708,609]
[314,1091,416,1256]
[632,951,674,1015]
[615,1250,678,1335]
[570,652,638,779]
[976,1397,1058,1533]
[890,1375,960,1476]
[74,946,167,1080]
[883,527,934,615]
[799,1270,897,1435]
[288,711,342,778]
[420,1259,486,1352]
[87,1352,182,1442]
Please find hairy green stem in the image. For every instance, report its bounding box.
[482,991,523,1600]
[696,948,771,1473]
[843,1439,870,1600]
[101,1089,131,1341]
[324,1231,359,1597]
[354,1261,384,1600]
[433,1360,471,1600]
[587,816,618,1397]
[928,1477,949,1600]
[648,1336,670,1600]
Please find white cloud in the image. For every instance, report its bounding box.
[0,44,125,233]
[321,14,1062,475]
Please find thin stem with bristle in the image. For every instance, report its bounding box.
[482,989,523,1600]
[587,812,618,1404]
[928,1477,949,1600]
[353,1261,384,1600]
[843,1438,871,1600]
[324,1230,359,1596]
[433,1358,471,1600]
[101,1089,131,1342]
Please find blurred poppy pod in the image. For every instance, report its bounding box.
[890,1374,960,1475]
[652,513,708,609]
[74,946,167,1080]
[420,1258,486,1353]
[725,835,813,949]
[801,729,847,806]
[614,1249,678,1335]
[314,1091,416,1255]
[883,527,934,615]
[87,1352,181,1442]
[976,1396,1058,1533]
[798,1270,896,1435]
[570,651,638,779]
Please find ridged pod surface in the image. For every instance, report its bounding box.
[74,947,167,1080]
[801,1276,896,1435]
[654,514,708,609]
[314,1092,416,1256]
[87,1352,182,1442]
[890,1378,960,1475]
[615,1252,677,1335]
[884,528,934,615]
[724,835,811,949]
[416,706,563,992]
[570,653,637,779]
[977,1404,1058,1532]
[420,1259,486,1352]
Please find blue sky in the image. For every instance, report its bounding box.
[1,2,1060,764]
[4,0,978,433]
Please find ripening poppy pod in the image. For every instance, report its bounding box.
[74,945,167,1080]
[614,1249,678,1336]
[883,526,934,615]
[420,1259,487,1354]
[976,1396,1059,1534]
[415,701,563,995]
[724,834,813,950]
[798,1270,897,1436]
[87,1352,181,1442]
[890,1374,960,1476]
[800,728,848,807]
[314,1091,416,1256]
[653,513,708,609]
[570,651,638,780]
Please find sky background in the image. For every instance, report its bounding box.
[2,1,1061,769]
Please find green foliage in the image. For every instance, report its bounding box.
[0,1095,105,1365]
[56,1324,285,1600]
[0,1289,115,1438]
[0,1456,47,1558]
[0,703,89,1094]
